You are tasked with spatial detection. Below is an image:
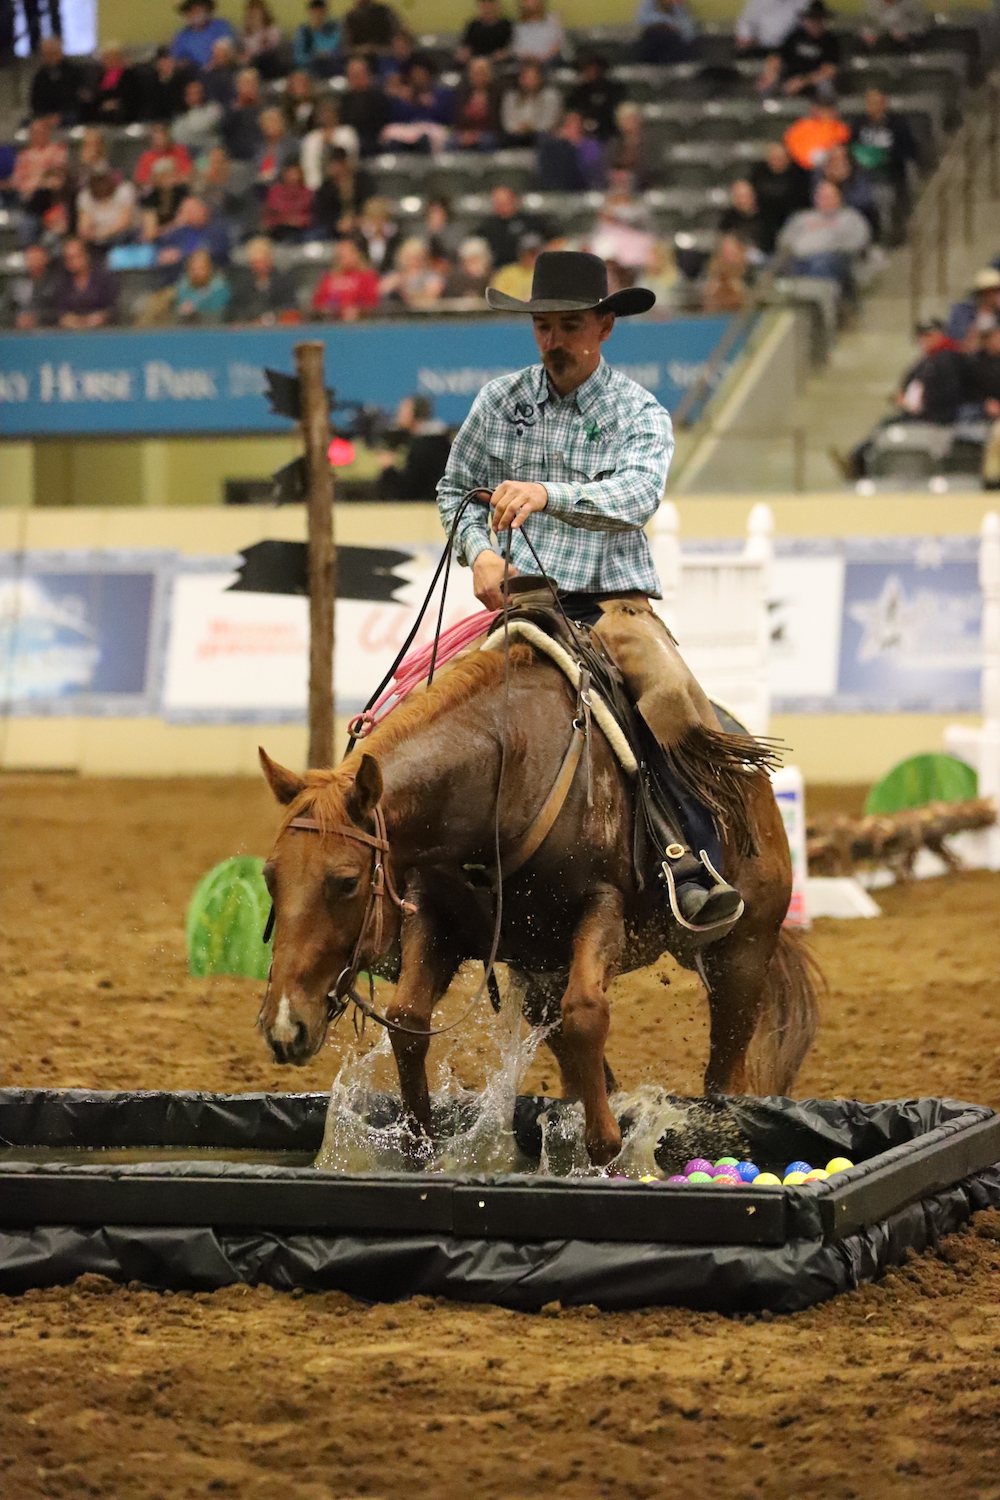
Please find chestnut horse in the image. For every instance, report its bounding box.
[258,644,818,1166]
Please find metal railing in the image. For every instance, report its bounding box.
[909,71,1000,324]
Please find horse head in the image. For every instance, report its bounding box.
[257,746,387,1065]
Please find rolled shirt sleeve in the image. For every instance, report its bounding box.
[541,401,674,533]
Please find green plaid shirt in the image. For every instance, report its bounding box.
[436,358,674,597]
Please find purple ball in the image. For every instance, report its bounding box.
[736,1161,760,1182]
[666,1174,689,1184]
[684,1158,715,1176]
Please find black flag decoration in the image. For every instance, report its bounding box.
[271,456,308,505]
[227,541,412,602]
[263,369,302,421]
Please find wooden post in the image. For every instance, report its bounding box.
[295,341,335,770]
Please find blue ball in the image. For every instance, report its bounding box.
[736,1161,760,1182]
[785,1160,812,1177]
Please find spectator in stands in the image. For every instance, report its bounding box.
[172,247,231,322]
[703,233,750,312]
[719,179,771,258]
[851,88,918,243]
[640,237,680,313]
[381,55,454,153]
[195,146,256,237]
[443,235,493,298]
[255,107,299,196]
[294,0,342,76]
[173,78,224,154]
[424,196,464,265]
[353,195,400,271]
[451,56,502,150]
[588,171,654,269]
[77,166,138,250]
[239,1,284,78]
[229,236,300,322]
[135,124,194,189]
[537,111,604,192]
[140,158,190,235]
[0,141,14,205]
[312,145,371,234]
[202,38,238,109]
[3,241,58,328]
[76,127,110,178]
[79,41,131,125]
[512,0,564,62]
[340,55,391,156]
[283,71,318,135]
[760,2,839,96]
[634,0,699,65]
[783,88,850,169]
[458,0,513,63]
[565,54,623,143]
[21,161,76,247]
[262,160,314,240]
[54,237,119,327]
[970,322,1000,488]
[860,0,926,50]
[172,0,237,72]
[819,142,879,242]
[750,140,810,250]
[301,100,360,189]
[376,396,452,498]
[380,235,445,308]
[735,0,805,53]
[604,101,659,190]
[222,69,264,161]
[378,28,419,83]
[154,194,230,276]
[500,61,561,146]
[945,269,1000,345]
[311,237,381,318]
[13,118,67,204]
[477,184,548,267]
[342,0,400,54]
[489,230,542,299]
[845,318,967,478]
[30,34,83,123]
[143,48,188,124]
[778,179,871,291]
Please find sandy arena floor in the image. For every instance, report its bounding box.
[1,774,1000,1500]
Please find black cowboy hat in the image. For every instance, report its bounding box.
[485,250,655,316]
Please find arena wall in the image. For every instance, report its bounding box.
[0,495,989,783]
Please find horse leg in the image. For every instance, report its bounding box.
[698,937,774,1097]
[385,910,458,1147]
[549,887,625,1167]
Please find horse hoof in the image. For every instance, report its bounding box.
[587,1131,622,1169]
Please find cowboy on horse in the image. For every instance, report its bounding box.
[437,249,743,936]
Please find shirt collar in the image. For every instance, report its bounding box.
[533,357,610,412]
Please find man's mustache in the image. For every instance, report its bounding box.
[543,349,573,370]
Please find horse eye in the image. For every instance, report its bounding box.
[324,873,359,903]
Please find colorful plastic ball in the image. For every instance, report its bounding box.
[785,1160,812,1177]
[783,1170,808,1186]
[804,1169,829,1182]
[712,1173,737,1185]
[714,1157,739,1167]
[684,1158,715,1176]
[639,1175,658,1183]
[687,1171,714,1183]
[736,1162,760,1182]
[754,1172,782,1186]
[826,1156,854,1174]
[666,1175,689,1184]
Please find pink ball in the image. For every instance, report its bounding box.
[666,1174,689,1184]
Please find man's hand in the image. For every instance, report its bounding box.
[491,480,548,533]
[472,549,516,611]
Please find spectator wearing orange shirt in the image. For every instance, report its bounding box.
[134,124,194,188]
[311,238,381,320]
[783,89,849,171]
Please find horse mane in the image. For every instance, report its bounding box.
[279,646,532,834]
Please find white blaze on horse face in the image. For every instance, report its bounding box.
[272,996,299,1046]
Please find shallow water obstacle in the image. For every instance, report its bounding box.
[1,1089,999,1313]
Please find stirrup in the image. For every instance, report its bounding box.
[660,847,744,946]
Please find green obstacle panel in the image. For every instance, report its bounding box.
[865,753,978,816]
[186,856,272,981]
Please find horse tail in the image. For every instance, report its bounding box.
[746,929,823,1096]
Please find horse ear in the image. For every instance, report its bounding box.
[346,753,383,821]
[259,747,306,805]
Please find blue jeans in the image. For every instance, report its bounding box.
[787,251,854,293]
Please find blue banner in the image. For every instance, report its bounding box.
[0,317,733,438]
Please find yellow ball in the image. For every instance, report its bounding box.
[804,1169,829,1182]
[783,1171,808,1185]
[639,1175,658,1183]
[754,1172,782,1186]
[825,1157,854,1175]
